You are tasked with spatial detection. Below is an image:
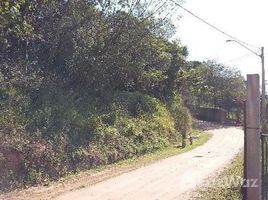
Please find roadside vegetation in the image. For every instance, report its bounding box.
[195,153,243,200]
[0,0,245,191]
[1,130,212,200]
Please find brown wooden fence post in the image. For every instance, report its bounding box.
[245,74,261,200]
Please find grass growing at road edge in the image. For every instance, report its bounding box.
[113,129,212,168]
[59,129,212,185]
[194,153,243,200]
[1,130,212,200]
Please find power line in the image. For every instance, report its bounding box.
[223,53,253,64]
[170,0,261,50]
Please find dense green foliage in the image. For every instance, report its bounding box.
[0,0,245,190]
[181,60,245,121]
[181,60,245,110]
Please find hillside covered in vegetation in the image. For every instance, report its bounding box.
[0,0,245,190]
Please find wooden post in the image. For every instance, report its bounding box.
[243,100,248,200]
[245,74,261,200]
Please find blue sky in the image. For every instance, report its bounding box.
[172,0,268,81]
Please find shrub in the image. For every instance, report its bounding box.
[0,89,192,190]
[168,94,192,147]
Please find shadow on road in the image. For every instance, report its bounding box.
[193,119,241,131]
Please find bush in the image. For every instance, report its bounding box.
[168,94,192,147]
[0,88,192,190]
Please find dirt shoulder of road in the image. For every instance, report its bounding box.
[1,128,212,200]
[191,153,243,200]
[55,126,243,200]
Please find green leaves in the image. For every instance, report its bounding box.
[180,60,246,110]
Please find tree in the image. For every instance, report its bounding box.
[179,60,246,112]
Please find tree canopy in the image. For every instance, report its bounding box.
[0,0,246,189]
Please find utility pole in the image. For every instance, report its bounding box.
[226,40,266,128]
[244,74,261,200]
[261,47,266,127]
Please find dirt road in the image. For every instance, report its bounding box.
[55,127,243,200]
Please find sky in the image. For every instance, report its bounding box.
[172,0,268,81]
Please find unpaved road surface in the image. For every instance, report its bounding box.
[56,127,243,200]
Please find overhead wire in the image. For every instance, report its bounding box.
[223,53,253,64]
[170,0,261,51]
